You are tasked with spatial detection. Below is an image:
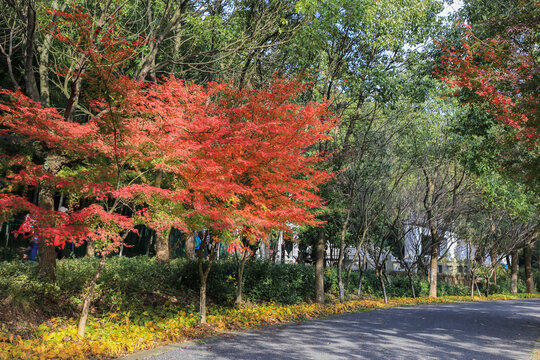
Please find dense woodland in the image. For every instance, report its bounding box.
[0,0,538,344]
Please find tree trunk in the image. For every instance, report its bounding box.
[345,227,368,285]
[524,241,535,293]
[155,228,171,264]
[4,223,9,248]
[197,234,215,324]
[475,279,482,297]
[510,250,518,295]
[38,0,64,107]
[490,251,497,285]
[315,226,325,304]
[1,27,20,89]
[144,228,151,256]
[199,279,207,323]
[428,237,439,298]
[281,239,286,264]
[383,270,391,288]
[86,240,95,257]
[138,42,158,82]
[377,269,388,304]
[357,250,367,297]
[338,207,351,303]
[137,2,187,81]
[24,2,40,102]
[185,232,195,260]
[37,184,56,280]
[407,270,416,298]
[298,243,306,264]
[423,169,439,298]
[235,251,248,305]
[64,71,83,121]
[36,155,64,280]
[78,255,106,338]
[428,216,439,298]
[470,270,475,300]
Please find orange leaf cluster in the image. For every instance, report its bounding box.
[0,7,335,251]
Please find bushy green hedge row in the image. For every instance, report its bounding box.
[0,256,533,319]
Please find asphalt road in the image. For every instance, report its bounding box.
[133,299,540,360]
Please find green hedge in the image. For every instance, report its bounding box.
[0,256,535,320]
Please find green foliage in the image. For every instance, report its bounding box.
[321,268,470,298]
[0,261,62,315]
[2,257,537,321]
[243,261,316,304]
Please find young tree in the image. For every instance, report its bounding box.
[187,78,335,321]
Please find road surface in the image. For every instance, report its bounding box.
[124,299,540,360]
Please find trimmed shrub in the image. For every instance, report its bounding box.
[2,256,534,321]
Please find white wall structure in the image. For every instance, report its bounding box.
[257,225,300,264]
[386,225,506,274]
[258,224,506,272]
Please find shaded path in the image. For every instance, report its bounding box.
[125,299,540,360]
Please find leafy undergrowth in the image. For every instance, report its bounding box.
[1,293,538,359]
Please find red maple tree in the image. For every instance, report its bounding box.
[1,7,336,327]
[438,24,538,142]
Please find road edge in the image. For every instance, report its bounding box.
[118,298,540,360]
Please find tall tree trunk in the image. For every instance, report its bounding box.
[197,234,215,324]
[143,228,150,256]
[280,231,285,264]
[377,269,388,304]
[155,228,171,264]
[358,250,367,297]
[24,1,40,102]
[345,227,368,285]
[1,28,20,89]
[315,227,325,304]
[524,241,535,293]
[38,33,52,107]
[64,68,84,121]
[37,155,64,280]
[185,232,195,260]
[338,206,351,303]
[38,0,64,107]
[235,251,248,305]
[407,269,416,298]
[428,236,439,297]
[37,184,56,280]
[490,251,497,285]
[137,2,188,81]
[4,223,10,248]
[199,277,207,323]
[470,269,475,300]
[510,250,518,295]
[78,255,106,338]
[423,169,439,298]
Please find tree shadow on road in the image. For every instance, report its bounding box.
[152,299,540,360]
